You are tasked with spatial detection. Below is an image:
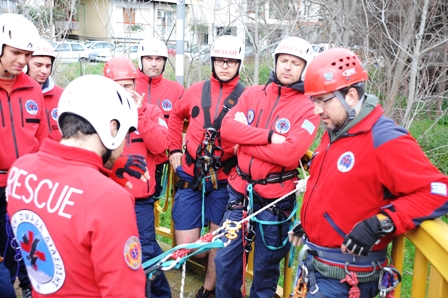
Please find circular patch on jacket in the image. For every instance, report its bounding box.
[124,236,142,270]
[161,99,172,112]
[25,100,39,115]
[10,210,66,294]
[51,108,58,121]
[275,118,291,134]
[247,109,255,125]
[337,151,355,172]
[191,106,200,118]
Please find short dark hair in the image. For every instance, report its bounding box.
[59,113,97,139]
[338,82,365,99]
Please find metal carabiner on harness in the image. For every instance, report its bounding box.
[378,266,401,298]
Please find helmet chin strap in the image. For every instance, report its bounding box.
[101,148,112,166]
[333,90,365,133]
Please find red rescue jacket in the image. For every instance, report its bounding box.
[42,77,63,141]
[7,139,145,297]
[0,72,48,187]
[301,101,448,250]
[122,103,169,199]
[169,74,243,180]
[136,71,184,165]
[221,82,320,199]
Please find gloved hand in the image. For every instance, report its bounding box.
[341,215,386,256]
[288,220,305,247]
[299,150,314,172]
[110,154,149,189]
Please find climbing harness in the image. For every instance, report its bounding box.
[182,80,244,191]
[293,240,401,298]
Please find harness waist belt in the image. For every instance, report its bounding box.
[185,150,237,175]
[236,165,298,185]
[306,241,387,264]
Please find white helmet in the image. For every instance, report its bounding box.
[58,75,138,150]
[274,37,313,80]
[33,38,56,59]
[210,35,245,72]
[137,37,168,70]
[0,13,40,56]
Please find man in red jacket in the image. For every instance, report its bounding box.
[136,37,184,200]
[289,48,448,298]
[27,38,64,141]
[214,36,320,298]
[0,13,47,298]
[168,35,246,298]
[7,74,147,297]
[104,57,171,298]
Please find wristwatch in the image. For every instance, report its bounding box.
[377,213,394,233]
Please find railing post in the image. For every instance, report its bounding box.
[411,249,428,298]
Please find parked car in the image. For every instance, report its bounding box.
[85,41,115,62]
[311,43,334,58]
[166,43,176,56]
[53,41,89,63]
[185,44,210,62]
[95,45,126,62]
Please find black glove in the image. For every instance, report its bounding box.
[342,215,386,256]
[110,154,148,187]
[291,220,305,238]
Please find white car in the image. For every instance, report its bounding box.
[96,45,138,62]
[53,42,89,63]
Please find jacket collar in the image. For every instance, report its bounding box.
[209,73,240,89]
[137,70,163,87]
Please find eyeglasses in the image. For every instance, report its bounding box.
[214,59,239,67]
[310,94,335,107]
[120,83,135,91]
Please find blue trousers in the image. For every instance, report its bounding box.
[0,187,30,289]
[215,186,292,298]
[135,196,171,298]
[0,259,16,298]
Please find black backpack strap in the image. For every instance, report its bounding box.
[212,82,245,130]
[201,80,213,128]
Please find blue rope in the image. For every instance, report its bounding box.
[142,239,225,278]
[4,213,21,281]
[154,163,169,200]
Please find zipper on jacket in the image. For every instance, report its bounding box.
[264,85,281,129]
[270,115,279,130]
[255,109,263,127]
[0,100,4,127]
[8,94,20,158]
[126,133,131,147]
[45,108,52,133]
[323,212,347,238]
[19,98,24,127]
[302,143,331,227]
[213,81,224,120]
[147,78,152,103]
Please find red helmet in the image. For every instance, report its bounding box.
[304,48,368,96]
[103,57,138,81]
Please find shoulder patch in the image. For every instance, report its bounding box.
[301,119,315,135]
[124,236,142,270]
[51,108,58,121]
[11,210,66,294]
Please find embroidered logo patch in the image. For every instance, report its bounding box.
[51,108,58,121]
[337,152,355,172]
[301,119,315,135]
[275,118,291,134]
[25,100,39,115]
[247,109,255,125]
[161,99,172,112]
[11,210,66,294]
[430,182,447,196]
[124,236,142,270]
[323,72,334,81]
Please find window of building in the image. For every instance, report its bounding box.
[157,9,174,37]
